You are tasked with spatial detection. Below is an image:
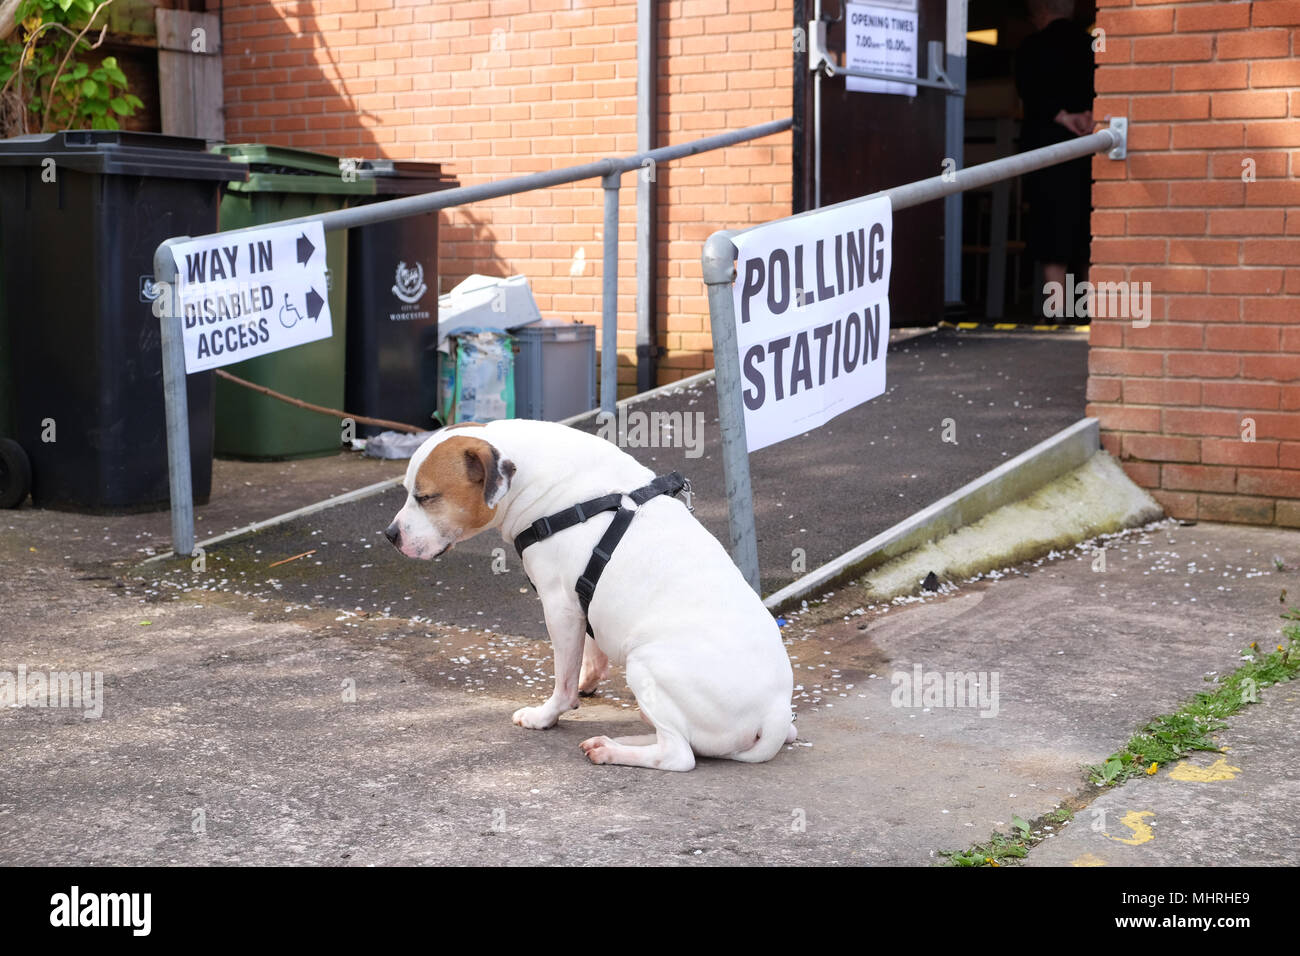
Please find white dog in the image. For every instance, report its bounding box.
[384,419,795,771]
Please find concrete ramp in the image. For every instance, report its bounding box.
[840,450,1164,607]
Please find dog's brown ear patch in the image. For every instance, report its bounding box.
[416,435,512,527]
[465,440,514,507]
[487,457,516,506]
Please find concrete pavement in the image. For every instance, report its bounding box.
[2,512,1296,865]
[2,327,1296,865]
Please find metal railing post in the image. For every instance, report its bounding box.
[635,0,658,393]
[600,169,621,414]
[702,230,760,594]
[942,3,967,305]
[154,240,195,558]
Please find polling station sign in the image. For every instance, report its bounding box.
[731,196,892,452]
[168,221,332,373]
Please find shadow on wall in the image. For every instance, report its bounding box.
[436,206,509,296]
[222,2,384,156]
[224,3,514,310]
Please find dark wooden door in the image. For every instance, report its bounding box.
[796,0,948,327]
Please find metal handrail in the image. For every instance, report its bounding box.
[154,117,794,557]
[702,119,1130,593]
[170,118,794,243]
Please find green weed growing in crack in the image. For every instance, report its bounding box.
[1087,609,1300,788]
[938,807,1076,867]
[939,609,1300,868]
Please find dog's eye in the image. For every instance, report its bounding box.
[414,493,440,505]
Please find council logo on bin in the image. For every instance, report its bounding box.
[138,274,166,303]
[392,261,427,304]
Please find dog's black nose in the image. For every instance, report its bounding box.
[384,523,401,546]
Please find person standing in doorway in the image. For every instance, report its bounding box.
[1014,0,1096,322]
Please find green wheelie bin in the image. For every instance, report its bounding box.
[211,144,373,459]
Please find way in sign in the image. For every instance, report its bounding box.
[183,231,317,282]
[170,220,333,374]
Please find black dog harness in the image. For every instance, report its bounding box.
[513,471,690,637]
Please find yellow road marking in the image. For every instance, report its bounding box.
[1107,810,1155,846]
[1071,852,1108,867]
[1167,757,1242,782]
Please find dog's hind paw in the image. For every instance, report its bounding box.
[577,655,609,695]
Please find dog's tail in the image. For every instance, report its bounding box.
[729,703,796,763]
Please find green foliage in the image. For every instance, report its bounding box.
[938,807,1076,867]
[1011,815,1030,841]
[940,832,1028,868]
[1,0,142,133]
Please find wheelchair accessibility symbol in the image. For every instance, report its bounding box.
[278,293,304,328]
[278,288,326,329]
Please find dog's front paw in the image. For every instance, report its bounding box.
[579,735,614,764]
[512,705,558,730]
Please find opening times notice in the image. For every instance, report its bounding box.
[845,1,919,97]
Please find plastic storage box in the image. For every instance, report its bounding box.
[511,321,596,421]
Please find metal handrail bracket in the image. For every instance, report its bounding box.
[808,19,958,93]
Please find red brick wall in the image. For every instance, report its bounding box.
[221,0,794,392]
[1086,0,1300,526]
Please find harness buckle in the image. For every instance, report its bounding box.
[575,575,596,603]
[573,502,586,523]
[531,515,553,538]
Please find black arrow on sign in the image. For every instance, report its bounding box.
[305,288,325,321]
[297,233,315,265]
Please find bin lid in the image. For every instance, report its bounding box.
[0,130,246,181]
[370,176,460,196]
[508,319,594,336]
[213,143,376,194]
[213,143,344,175]
[226,172,376,195]
[357,159,460,196]
[357,159,448,178]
